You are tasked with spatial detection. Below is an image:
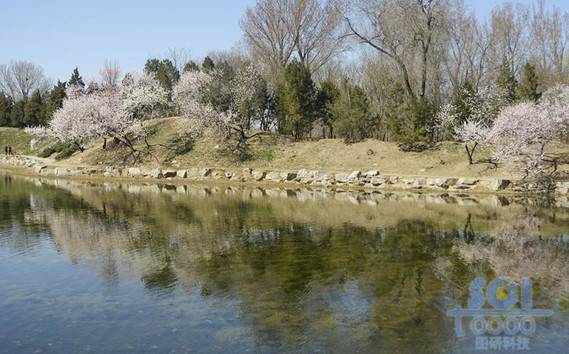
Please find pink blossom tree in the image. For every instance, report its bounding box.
[488,101,558,176]
[435,85,498,164]
[27,72,167,161]
[455,120,490,164]
[539,85,569,136]
[121,72,167,121]
[172,70,220,137]
[173,66,271,160]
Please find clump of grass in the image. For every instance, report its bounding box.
[256,147,275,162]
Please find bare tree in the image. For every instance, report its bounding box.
[445,0,492,91]
[547,9,569,78]
[531,0,569,83]
[0,60,50,100]
[99,59,122,88]
[241,0,345,77]
[344,0,449,99]
[285,0,345,73]
[490,2,529,74]
[166,47,192,73]
[241,0,296,75]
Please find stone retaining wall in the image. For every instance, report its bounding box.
[2,155,568,194]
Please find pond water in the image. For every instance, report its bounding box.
[0,172,568,353]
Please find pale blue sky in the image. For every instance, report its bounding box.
[2,0,569,82]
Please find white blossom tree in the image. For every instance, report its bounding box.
[47,90,103,150]
[65,83,86,100]
[44,85,124,151]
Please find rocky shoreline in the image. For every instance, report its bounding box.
[2,155,568,194]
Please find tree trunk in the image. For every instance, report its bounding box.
[73,141,84,152]
[465,143,478,165]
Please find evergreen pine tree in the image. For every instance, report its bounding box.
[183,61,200,73]
[45,81,67,120]
[144,58,180,93]
[10,100,26,127]
[279,60,318,139]
[405,97,434,143]
[316,80,340,138]
[202,56,215,73]
[383,81,434,145]
[451,79,477,126]
[69,67,85,87]
[496,59,518,104]
[331,79,372,143]
[24,90,45,126]
[0,93,13,127]
[518,62,541,103]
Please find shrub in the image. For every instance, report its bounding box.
[54,144,81,160]
[37,141,68,158]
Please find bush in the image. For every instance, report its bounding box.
[164,134,194,161]
[219,136,253,162]
[37,146,57,158]
[54,144,81,160]
[37,142,68,158]
[398,141,433,152]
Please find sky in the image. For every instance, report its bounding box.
[2,0,569,82]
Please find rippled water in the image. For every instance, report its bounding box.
[0,172,568,353]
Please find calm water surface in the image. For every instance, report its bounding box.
[0,172,568,353]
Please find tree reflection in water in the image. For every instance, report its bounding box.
[0,173,568,353]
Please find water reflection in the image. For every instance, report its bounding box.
[0,173,568,353]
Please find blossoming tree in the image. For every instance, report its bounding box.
[172,65,271,160]
[455,120,490,165]
[488,85,569,176]
[436,85,498,164]
[27,72,167,161]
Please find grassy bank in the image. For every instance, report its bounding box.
[0,127,34,155]
[3,117,569,179]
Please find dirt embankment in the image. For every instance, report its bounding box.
[2,117,568,182]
